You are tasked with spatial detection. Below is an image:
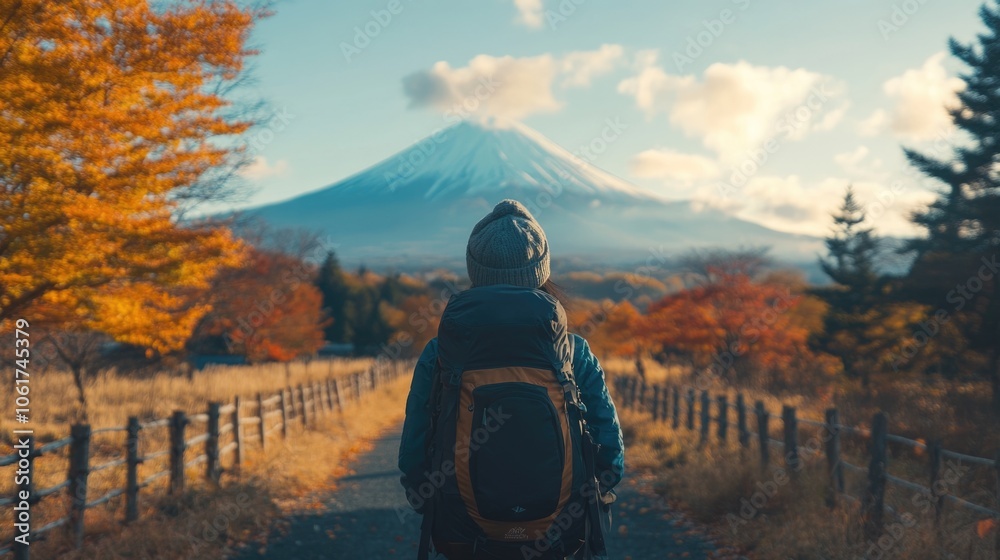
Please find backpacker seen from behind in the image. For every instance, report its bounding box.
[420,284,607,560]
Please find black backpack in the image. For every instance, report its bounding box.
[417,285,608,560]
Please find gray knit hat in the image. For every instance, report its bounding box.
[466,199,550,288]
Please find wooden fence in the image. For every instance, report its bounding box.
[613,375,1000,546]
[0,360,411,559]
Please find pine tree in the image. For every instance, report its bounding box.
[315,252,352,343]
[815,187,883,385]
[903,1,1000,411]
[820,187,880,293]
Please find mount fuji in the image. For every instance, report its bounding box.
[243,119,823,267]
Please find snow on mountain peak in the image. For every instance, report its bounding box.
[331,118,665,203]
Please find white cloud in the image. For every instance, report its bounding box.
[629,148,719,183]
[513,0,545,29]
[860,52,964,140]
[403,46,624,119]
[560,44,624,87]
[858,109,888,137]
[833,146,883,176]
[686,175,935,237]
[618,54,847,162]
[240,156,289,180]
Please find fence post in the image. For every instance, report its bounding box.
[315,382,324,417]
[651,386,662,421]
[717,395,728,442]
[628,378,639,409]
[169,411,187,494]
[637,380,647,412]
[125,417,140,523]
[862,412,888,542]
[686,388,695,430]
[354,372,362,400]
[13,435,34,560]
[928,440,943,530]
[334,378,346,411]
[67,423,91,548]
[782,406,800,475]
[672,387,680,429]
[699,391,710,445]
[298,384,309,427]
[660,386,669,423]
[206,402,221,484]
[256,392,266,452]
[231,396,243,475]
[755,401,769,470]
[736,394,749,449]
[824,408,843,508]
[325,379,334,411]
[279,390,289,439]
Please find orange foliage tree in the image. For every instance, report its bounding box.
[0,0,264,344]
[192,248,328,364]
[637,268,833,387]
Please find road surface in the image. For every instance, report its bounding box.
[231,428,717,559]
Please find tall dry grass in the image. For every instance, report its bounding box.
[0,358,412,559]
[609,359,1000,560]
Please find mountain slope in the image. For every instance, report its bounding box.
[245,119,823,265]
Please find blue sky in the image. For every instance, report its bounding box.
[235,0,985,237]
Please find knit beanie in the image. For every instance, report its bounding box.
[466,199,551,289]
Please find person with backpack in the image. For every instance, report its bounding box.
[398,199,625,560]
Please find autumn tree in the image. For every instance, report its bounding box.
[637,251,832,388]
[0,1,265,354]
[191,247,327,367]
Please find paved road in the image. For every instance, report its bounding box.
[231,428,715,559]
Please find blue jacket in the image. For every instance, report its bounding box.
[398,333,625,493]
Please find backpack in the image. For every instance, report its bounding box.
[417,285,608,560]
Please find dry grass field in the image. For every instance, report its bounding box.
[604,360,1000,560]
[0,358,413,559]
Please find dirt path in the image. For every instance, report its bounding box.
[231,427,716,559]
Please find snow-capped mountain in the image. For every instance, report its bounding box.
[326,118,662,203]
[245,119,823,266]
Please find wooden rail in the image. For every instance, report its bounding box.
[0,360,411,558]
[613,375,1000,543]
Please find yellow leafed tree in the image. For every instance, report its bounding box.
[0,0,265,350]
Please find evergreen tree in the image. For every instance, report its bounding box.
[349,284,391,354]
[820,187,880,293]
[815,187,883,385]
[903,1,1000,410]
[315,251,352,343]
